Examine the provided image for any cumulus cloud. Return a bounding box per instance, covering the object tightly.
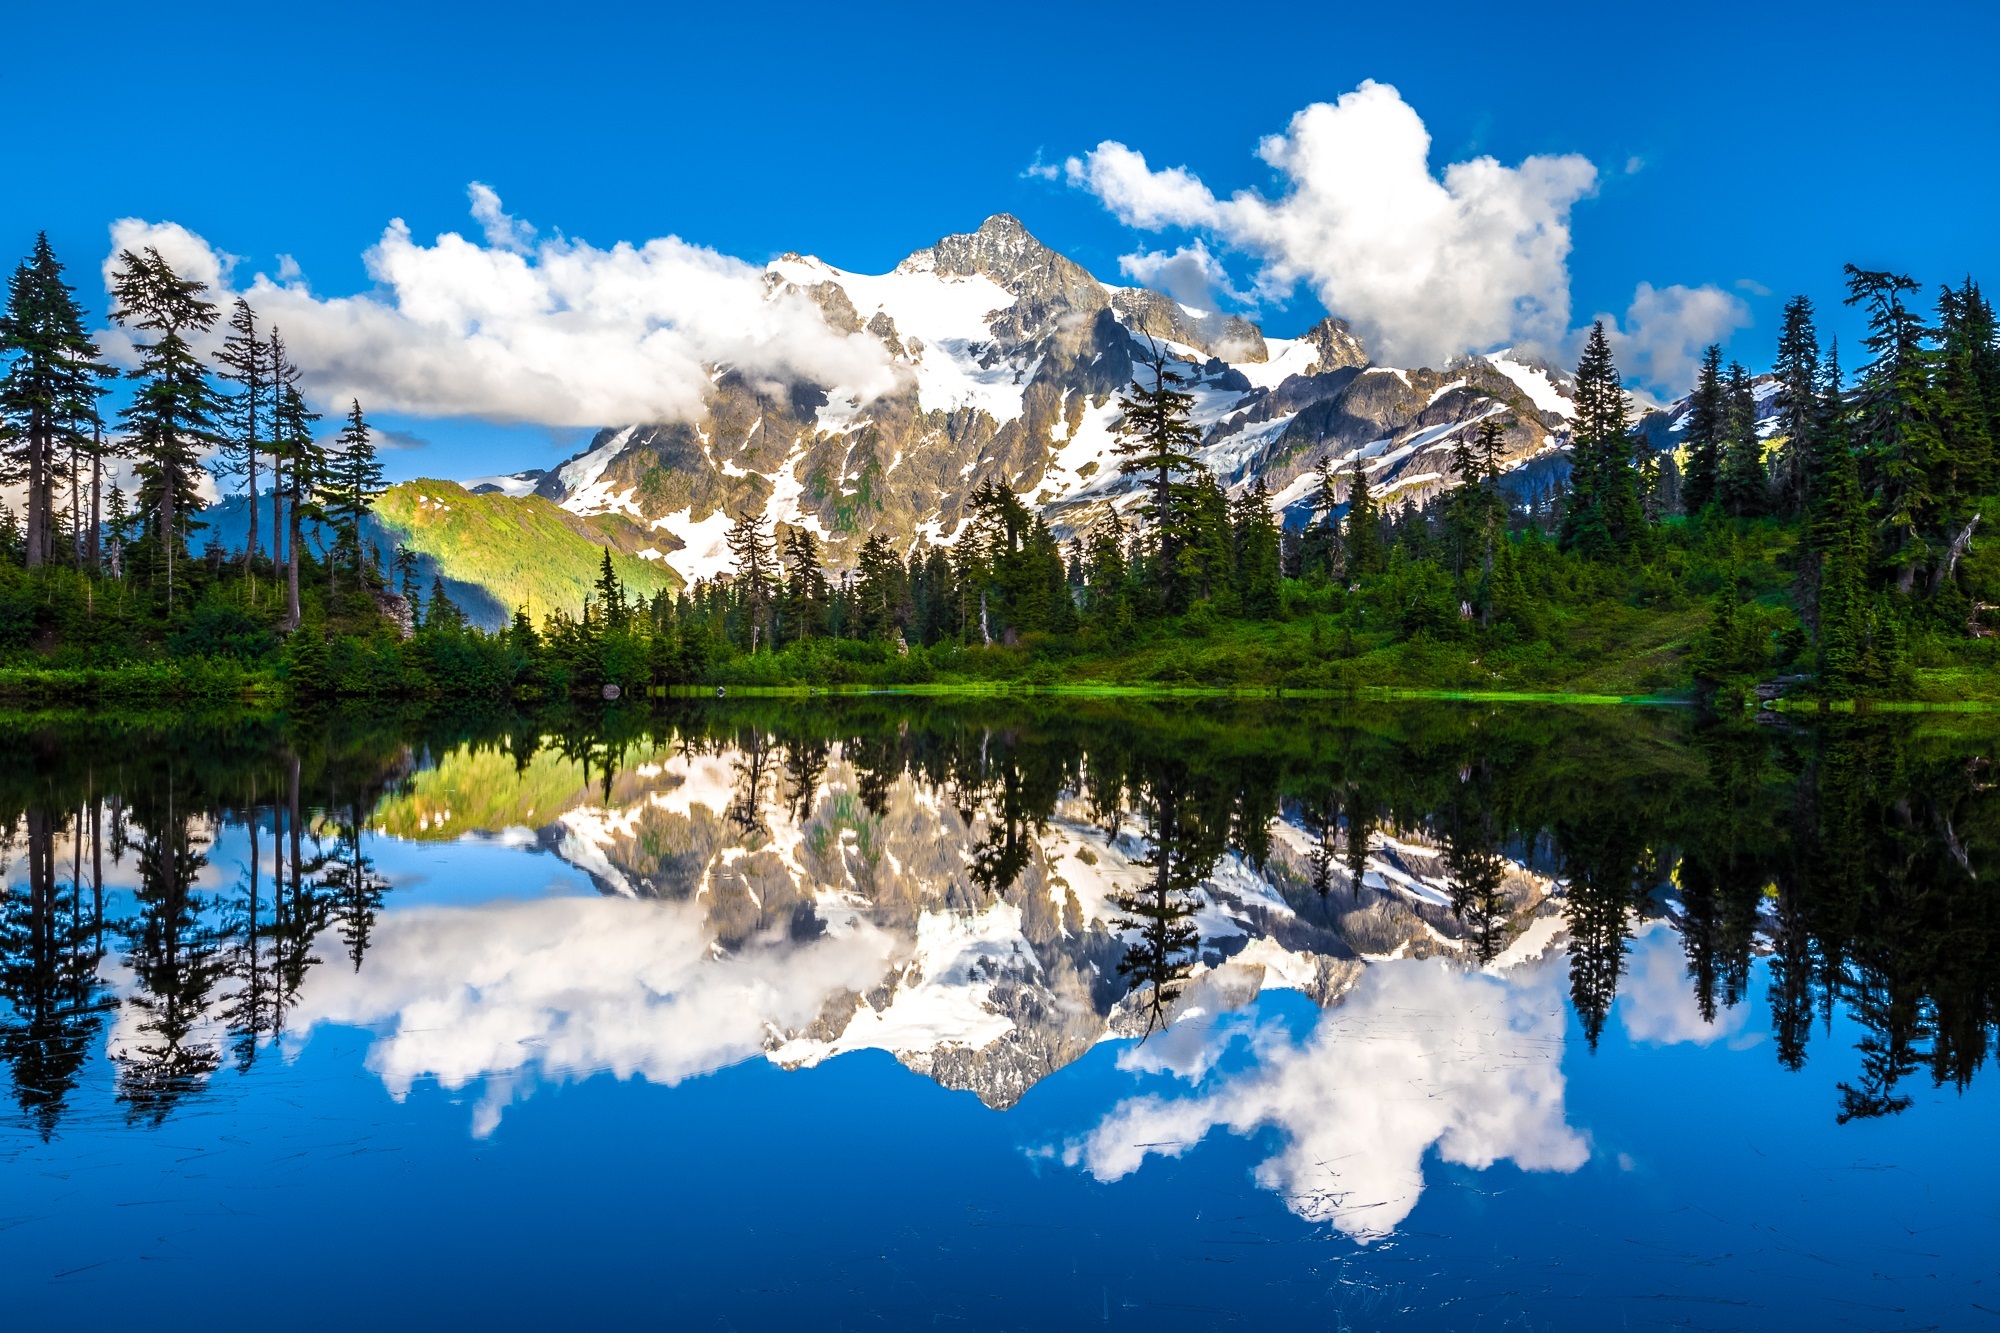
[1618,921,1756,1047]
[100,189,897,428]
[1065,80,1599,368]
[288,894,899,1136]
[467,181,536,254]
[1070,958,1588,1241]
[1116,239,1253,314]
[1595,281,1752,395]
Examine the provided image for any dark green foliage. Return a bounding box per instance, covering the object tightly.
[322,400,386,574]
[1342,451,1385,578]
[1719,362,1769,518]
[1,235,113,569]
[109,246,223,611]
[1682,345,1726,514]
[1560,321,1646,560]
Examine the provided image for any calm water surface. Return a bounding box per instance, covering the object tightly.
[1,700,1996,1329]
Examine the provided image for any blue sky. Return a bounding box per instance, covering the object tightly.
[7,0,1997,482]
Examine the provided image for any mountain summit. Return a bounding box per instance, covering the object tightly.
[421,215,1582,605]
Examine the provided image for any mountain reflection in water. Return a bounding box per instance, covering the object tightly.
[1,700,1996,1251]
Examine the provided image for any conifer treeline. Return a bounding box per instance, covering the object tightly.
[5,230,1998,700]
[0,235,393,641]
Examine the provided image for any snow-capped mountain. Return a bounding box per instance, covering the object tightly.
[494,215,1580,584]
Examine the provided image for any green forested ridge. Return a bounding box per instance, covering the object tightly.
[3,236,1997,706]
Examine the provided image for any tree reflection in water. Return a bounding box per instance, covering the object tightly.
[0,701,1995,1133]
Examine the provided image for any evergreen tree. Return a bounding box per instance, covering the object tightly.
[1771,296,1821,516]
[725,503,777,651]
[1935,279,1999,509]
[271,380,323,630]
[109,246,222,610]
[780,527,830,641]
[592,548,629,631]
[323,400,385,576]
[1845,265,1944,595]
[1681,344,1726,514]
[1719,362,1769,518]
[0,235,113,568]
[1297,454,1345,580]
[1229,478,1282,619]
[1342,452,1385,578]
[1559,321,1644,558]
[266,328,299,576]
[392,544,422,619]
[1111,349,1204,611]
[425,574,464,630]
[212,298,268,571]
[1084,510,1129,624]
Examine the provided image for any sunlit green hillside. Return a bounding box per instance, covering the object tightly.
[374,480,681,625]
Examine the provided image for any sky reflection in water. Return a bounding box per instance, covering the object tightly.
[1,701,1995,1328]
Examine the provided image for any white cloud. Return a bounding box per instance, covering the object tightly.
[1597,281,1752,395]
[468,181,536,254]
[1618,920,1752,1046]
[1115,239,1252,313]
[1070,957,1588,1241]
[100,189,898,428]
[287,894,900,1136]
[1065,80,1599,369]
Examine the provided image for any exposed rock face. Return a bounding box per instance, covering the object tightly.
[495,214,1581,583]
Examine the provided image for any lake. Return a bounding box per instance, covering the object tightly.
[1,699,1995,1329]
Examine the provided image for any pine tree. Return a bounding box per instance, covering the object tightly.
[1681,344,1726,514]
[266,328,299,575]
[1111,348,1205,611]
[392,543,421,619]
[1719,362,1769,518]
[1559,321,1644,558]
[725,503,777,651]
[425,574,464,631]
[592,547,629,631]
[323,400,385,576]
[212,299,268,573]
[0,235,113,569]
[1084,510,1129,623]
[1845,265,1944,595]
[1229,478,1282,619]
[1771,297,1821,516]
[273,378,323,630]
[1342,452,1385,578]
[780,527,829,641]
[1936,279,1998,514]
[109,246,222,610]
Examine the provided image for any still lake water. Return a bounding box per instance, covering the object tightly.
[1,699,1996,1329]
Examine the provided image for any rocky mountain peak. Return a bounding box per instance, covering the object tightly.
[1301,316,1369,375]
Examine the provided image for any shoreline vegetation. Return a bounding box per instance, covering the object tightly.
[4,239,1998,714]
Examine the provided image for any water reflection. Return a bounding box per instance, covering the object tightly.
[1,702,1996,1233]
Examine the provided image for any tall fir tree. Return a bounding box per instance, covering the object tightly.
[273,378,322,630]
[1771,296,1822,516]
[1845,265,1945,595]
[1681,344,1726,514]
[1229,478,1282,619]
[1342,451,1385,578]
[212,299,268,573]
[109,246,222,610]
[1111,348,1204,612]
[1719,362,1769,518]
[0,235,113,568]
[323,400,386,576]
[725,503,777,652]
[1559,321,1644,558]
